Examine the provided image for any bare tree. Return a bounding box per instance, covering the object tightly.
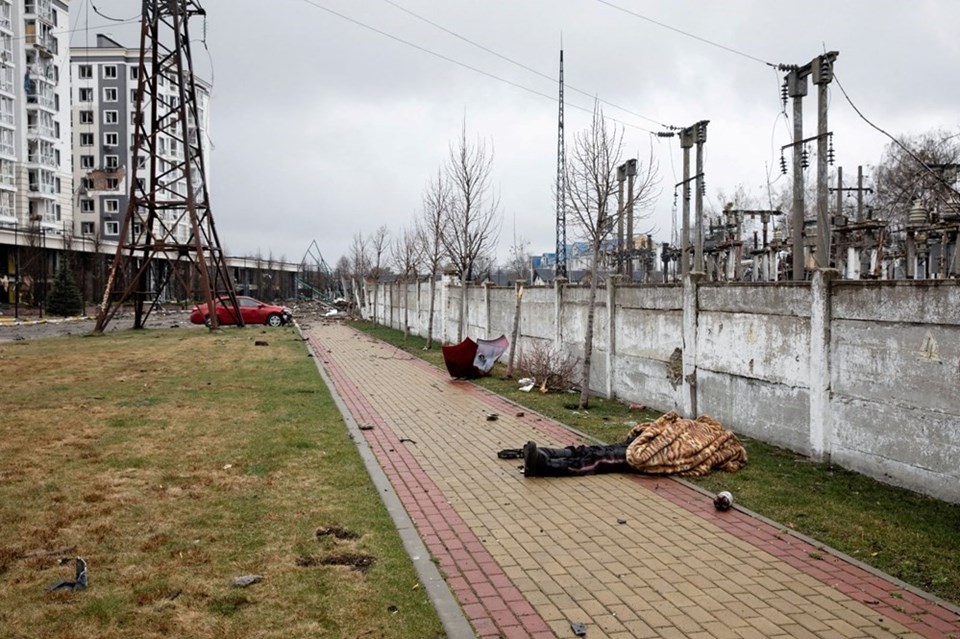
[873,128,960,227]
[369,225,390,324]
[505,234,532,283]
[567,104,659,409]
[441,122,502,342]
[349,232,370,312]
[391,225,422,338]
[334,255,351,302]
[416,168,450,349]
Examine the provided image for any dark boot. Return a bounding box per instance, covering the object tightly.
[523,441,632,477]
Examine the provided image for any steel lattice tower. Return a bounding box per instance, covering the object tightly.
[555,49,567,279]
[95,0,240,332]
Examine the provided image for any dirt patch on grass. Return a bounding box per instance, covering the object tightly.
[314,526,360,541]
[297,553,377,573]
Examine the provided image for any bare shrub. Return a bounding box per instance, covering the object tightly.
[515,340,580,392]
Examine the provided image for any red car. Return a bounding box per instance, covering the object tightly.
[190,295,293,327]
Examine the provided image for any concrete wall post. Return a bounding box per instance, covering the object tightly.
[809,268,838,462]
[682,272,703,417]
[483,280,492,337]
[554,276,567,351]
[605,275,621,399]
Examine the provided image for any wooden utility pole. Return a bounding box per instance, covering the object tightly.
[787,68,808,280]
[625,158,637,278]
[694,121,708,273]
[616,163,625,274]
[680,127,694,277]
[813,52,838,267]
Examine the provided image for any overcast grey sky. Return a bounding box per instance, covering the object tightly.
[73,1,960,269]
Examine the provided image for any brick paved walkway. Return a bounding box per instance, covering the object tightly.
[307,323,960,639]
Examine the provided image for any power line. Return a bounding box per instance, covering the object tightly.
[834,72,960,199]
[380,0,669,128]
[297,0,657,134]
[594,0,776,68]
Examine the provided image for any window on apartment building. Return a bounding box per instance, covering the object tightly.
[106,177,118,190]
[78,88,93,102]
[103,65,117,79]
[103,110,118,125]
[80,199,94,212]
[54,122,59,137]
[104,199,119,213]
[80,222,94,235]
[55,177,60,193]
[55,204,61,221]
[130,89,136,103]
[53,65,59,82]
[81,177,93,190]
[129,111,136,123]
[104,155,119,169]
[104,221,119,235]
[132,223,142,238]
[103,132,118,147]
[79,132,93,146]
[54,149,60,167]
[78,64,92,79]
[79,110,94,124]
[129,66,138,80]
[51,8,58,26]
[136,177,145,191]
[136,155,146,169]
[103,87,118,102]
[80,155,94,169]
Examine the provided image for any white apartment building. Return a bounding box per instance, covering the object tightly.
[69,33,211,245]
[0,0,72,234]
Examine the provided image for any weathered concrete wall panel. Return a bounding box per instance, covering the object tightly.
[699,282,811,317]
[697,369,811,454]
[616,284,683,311]
[833,280,960,325]
[832,321,960,415]
[832,397,960,503]
[698,310,810,386]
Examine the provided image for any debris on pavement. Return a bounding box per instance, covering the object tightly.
[714,491,734,511]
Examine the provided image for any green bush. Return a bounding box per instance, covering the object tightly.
[46,263,83,317]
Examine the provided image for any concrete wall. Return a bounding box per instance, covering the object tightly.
[367,275,960,503]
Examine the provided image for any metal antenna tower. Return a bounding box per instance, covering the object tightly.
[555,49,567,278]
[95,0,240,332]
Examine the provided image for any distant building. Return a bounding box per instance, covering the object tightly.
[69,34,212,244]
[1,0,73,233]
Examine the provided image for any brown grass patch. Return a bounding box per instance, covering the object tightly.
[0,328,444,638]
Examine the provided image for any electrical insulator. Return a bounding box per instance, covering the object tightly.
[672,188,678,207]
[780,153,788,175]
[700,178,706,196]
[827,134,835,165]
[780,80,788,109]
[685,185,691,201]
[801,146,809,169]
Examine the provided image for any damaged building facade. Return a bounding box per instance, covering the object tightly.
[366,274,960,505]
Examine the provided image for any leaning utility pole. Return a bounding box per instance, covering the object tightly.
[554,49,567,279]
[95,0,240,332]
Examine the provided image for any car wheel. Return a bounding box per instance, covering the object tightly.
[266,313,283,327]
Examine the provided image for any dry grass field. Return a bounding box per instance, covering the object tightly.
[0,326,443,639]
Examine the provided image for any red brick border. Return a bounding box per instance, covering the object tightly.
[311,335,555,639]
